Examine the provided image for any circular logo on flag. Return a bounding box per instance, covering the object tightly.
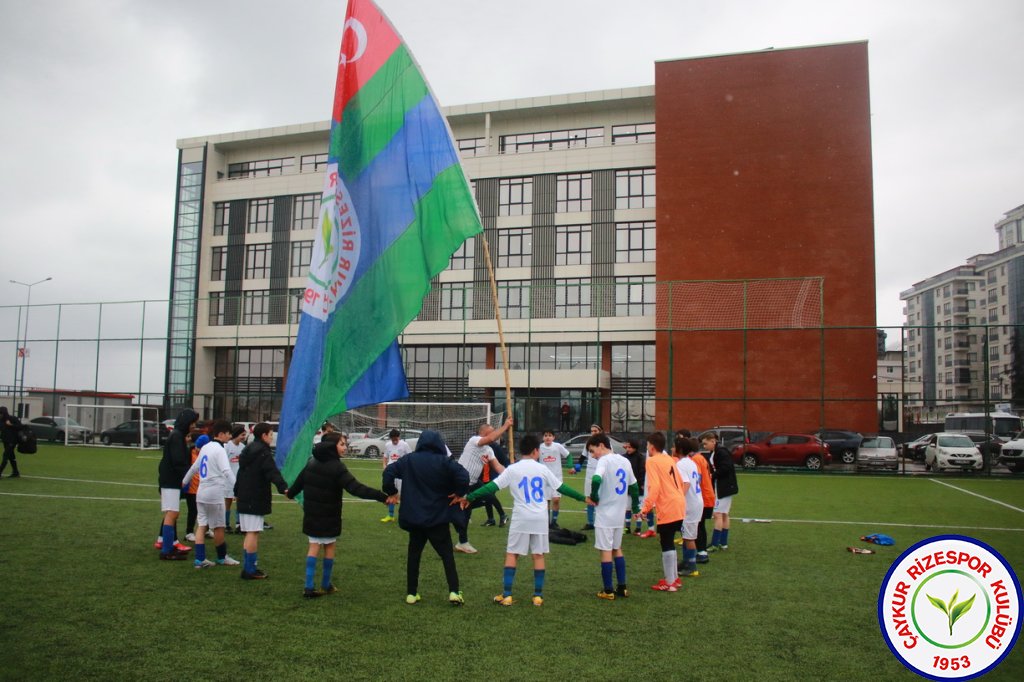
[878,535,1021,679]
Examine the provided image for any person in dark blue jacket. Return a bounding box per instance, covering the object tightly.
[383,430,470,606]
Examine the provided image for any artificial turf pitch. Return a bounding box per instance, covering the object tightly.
[0,445,1020,681]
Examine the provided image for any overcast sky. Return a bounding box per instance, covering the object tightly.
[1,0,1022,340]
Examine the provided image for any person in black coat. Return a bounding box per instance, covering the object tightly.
[0,406,23,478]
[701,433,739,551]
[287,432,389,598]
[234,422,288,580]
[156,408,198,559]
[383,429,469,606]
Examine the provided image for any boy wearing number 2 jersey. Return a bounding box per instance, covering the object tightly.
[465,434,586,606]
[587,433,639,600]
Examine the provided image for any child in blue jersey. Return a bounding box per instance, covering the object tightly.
[464,434,586,606]
[587,433,640,599]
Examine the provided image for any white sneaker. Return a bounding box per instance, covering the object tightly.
[185,533,196,542]
[217,555,240,566]
[206,529,214,538]
[194,559,215,569]
[454,542,478,554]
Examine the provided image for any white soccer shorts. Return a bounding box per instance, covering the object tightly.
[506,531,549,556]
[714,495,734,514]
[196,500,227,529]
[594,526,625,552]
[682,519,699,541]
[160,488,182,513]
[238,513,264,533]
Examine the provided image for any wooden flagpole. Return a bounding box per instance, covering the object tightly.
[479,233,515,462]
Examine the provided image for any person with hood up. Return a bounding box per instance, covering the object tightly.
[156,408,199,560]
[0,406,23,479]
[287,432,390,599]
[233,422,288,580]
[382,429,470,607]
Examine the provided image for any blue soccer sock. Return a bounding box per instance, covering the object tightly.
[533,569,545,596]
[387,503,395,517]
[242,549,250,571]
[601,561,614,591]
[216,543,227,560]
[721,529,729,546]
[250,551,258,571]
[322,558,334,589]
[613,555,627,586]
[305,556,317,589]
[225,510,231,528]
[646,511,655,529]
[160,524,175,555]
[503,566,516,597]
[586,505,595,525]
[551,510,559,524]
[684,548,697,569]
[195,543,206,562]
[711,529,722,546]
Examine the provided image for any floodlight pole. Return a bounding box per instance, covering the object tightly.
[10,277,52,418]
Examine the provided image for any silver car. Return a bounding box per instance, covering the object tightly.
[856,436,898,471]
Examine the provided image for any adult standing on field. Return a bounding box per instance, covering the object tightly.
[0,406,23,479]
[452,417,513,553]
[157,408,199,560]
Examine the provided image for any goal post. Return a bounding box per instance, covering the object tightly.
[65,403,162,449]
[328,402,501,457]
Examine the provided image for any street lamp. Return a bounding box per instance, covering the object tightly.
[10,277,52,418]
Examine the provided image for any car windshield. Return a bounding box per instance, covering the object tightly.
[938,435,974,448]
[862,437,893,448]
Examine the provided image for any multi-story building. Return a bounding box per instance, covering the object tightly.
[167,42,877,435]
[900,205,1024,422]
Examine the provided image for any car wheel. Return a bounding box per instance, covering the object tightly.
[101,435,111,445]
[741,453,757,469]
[365,445,380,458]
[805,454,823,470]
[1012,463,1024,473]
[840,449,856,465]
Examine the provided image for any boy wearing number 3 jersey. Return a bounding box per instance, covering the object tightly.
[465,434,586,607]
[587,433,639,600]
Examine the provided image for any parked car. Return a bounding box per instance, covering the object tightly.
[238,421,279,450]
[564,433,626,460]
[898,433,935,461]
[100,420,166,447]
[994,431,1024,473]
[161,419,176,436]
[923,433,983,472]
[813,429,863,464]
[26,416,93,443]
[348,428,422,458]
[965,433,1003,463]
[856,436,898,471]
[732,433,831,470]
[697,426,748,451]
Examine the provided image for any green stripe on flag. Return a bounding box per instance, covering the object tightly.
[331,45,428,178]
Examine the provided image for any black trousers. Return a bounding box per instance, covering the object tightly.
[696,506,713,551]
[407,524,459,595]
[185,493,198,534]
[1,442,19,476]
[452,481,493,541]
[657,520,683,552]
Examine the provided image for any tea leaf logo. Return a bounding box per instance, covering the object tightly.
[927,589,977,636]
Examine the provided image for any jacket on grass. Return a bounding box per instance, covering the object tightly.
[287,441,387,537]
[382,430,469,530]
[234,438,287,516]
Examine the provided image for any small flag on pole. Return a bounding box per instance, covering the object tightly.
[276,0,483,481]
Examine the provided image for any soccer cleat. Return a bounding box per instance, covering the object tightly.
[638,530,657,539]
[548,522,560,530]
[194,559,216,569]
[493,595,514,606]
[615,585,630,598]
[173,541,191,552]
[581,524,595,531]
[205,529,214,538]
[262,522,273,530]
[448,591,465,606]
[597,590,616,601]
[240,570,268,580]
[672,577,682,588]
[159,549,189,561]
[531,595,543,607]
[303,588,324,599]
[153,537,162,549]
[380,515,396,523]
[499,515,509,528]
[217,555,240,566]
[481,519,496,527]
[673,537,684,546]
[322,584,338,595]
[679,567,700,578]
[454,542,478,554]
[405,593,421,605]
[651,579,678,592]
[720,544,728,550]
[695,552,709,564]
[185,533,197,542]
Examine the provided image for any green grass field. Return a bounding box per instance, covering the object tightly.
[0,445,1021,681]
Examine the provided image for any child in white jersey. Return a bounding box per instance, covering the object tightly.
[181,420,240,569]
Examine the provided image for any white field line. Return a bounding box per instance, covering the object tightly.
[930,479,1024,513]
[0,492,153,502]
[23,475,153,487]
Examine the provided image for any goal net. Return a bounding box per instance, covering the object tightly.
[66,403,163,450]
[327,402,502,457]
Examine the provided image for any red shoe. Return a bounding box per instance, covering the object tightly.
[173,541,192,552]
[638,530,656,539]
[651,579,678,592]
[154,538,162,549]
[672,578,682,589]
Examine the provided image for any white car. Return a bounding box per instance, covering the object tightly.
[924,433,982,472]
[347,428,422,458]
[238,421,279,450]
[856,436,898,470]
[564,433,626,462]
[995,432,1024,473]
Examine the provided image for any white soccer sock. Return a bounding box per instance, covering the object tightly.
[661,551,676,582]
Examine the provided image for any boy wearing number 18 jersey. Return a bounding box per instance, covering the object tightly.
[587,434,639,600]
[465,434,586,606]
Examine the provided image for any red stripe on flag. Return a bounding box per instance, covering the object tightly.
[332,0,403,122]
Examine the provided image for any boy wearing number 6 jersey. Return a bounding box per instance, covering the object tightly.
[465,434,586,606]
[586,434,639,600]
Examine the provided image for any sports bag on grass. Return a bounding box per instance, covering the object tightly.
[17,427,37,454]
[860,533,895,546]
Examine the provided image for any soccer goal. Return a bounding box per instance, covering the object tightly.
[65,403,163,450]
[329,402,501,457]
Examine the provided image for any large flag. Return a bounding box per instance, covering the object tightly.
[276,0,483,481]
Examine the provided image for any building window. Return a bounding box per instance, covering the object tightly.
[615,168,656,209]
[556,278,591,318]
[498,177,533,216]
[440,282,472,321]
[228,157,295,179]
[290,241,313,278]
[209,292,225,326]
[213,202,229,236]
[498,280,530,320]
[300,153,327,173]
[498,127,604,154]
[247,198,274,234]
[497,228,532,268]
[457,137,486,158]
[242,290,270,325]
[556,225,591,265]
[289,287,304,324]
[616,276,655,317]
[610,343,655,433]
[244,244,272,279]
[449,237,474,270]
[211,246,227,281]
[615,221,656,263]
[498,343,601,370]
[611,123,655,145]
[556,173,592,213]
[293,194,318,231]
